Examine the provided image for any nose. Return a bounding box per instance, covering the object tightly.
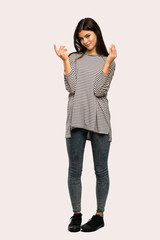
[83,38,88,44]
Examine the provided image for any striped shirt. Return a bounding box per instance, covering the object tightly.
[64,52,116,142]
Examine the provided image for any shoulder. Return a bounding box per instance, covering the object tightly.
[68,52,82,61]
[101,56,116,69]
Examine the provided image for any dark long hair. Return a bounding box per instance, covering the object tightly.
[69,17,109,61]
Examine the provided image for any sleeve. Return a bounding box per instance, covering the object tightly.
[94,60,116,97]
[64,53,77,95]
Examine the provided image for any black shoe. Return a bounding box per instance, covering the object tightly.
[68,213,82,232]
[80,214,104,232]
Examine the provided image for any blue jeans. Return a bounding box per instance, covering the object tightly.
[66,128,111,213]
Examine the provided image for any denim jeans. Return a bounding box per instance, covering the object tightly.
[66,128,111,213]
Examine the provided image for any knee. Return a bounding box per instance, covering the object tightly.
[95,168,109,179]
[68,167,82,178]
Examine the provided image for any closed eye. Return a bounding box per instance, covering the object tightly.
[79,34,90,41]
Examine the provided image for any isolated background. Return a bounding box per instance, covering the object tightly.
[0,0,160,239]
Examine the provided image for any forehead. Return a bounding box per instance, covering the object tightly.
[78,30,93,37]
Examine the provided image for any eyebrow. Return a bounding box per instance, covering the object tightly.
[79,33,90,39]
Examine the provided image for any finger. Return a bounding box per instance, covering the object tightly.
[111,44,115,51]
[111,44,115,48]
[54,44,58,55]
[110,45,117,57]
[58,45,64,55]
[64,49,68,54]
[60,46,67,56]
[58,45,66,55]
[63,48,67,53]
[64,49,67,52]
[59,46,65,55]
[110,45,115,52]
[112,46,116,54]
[112,45,116,52]
[61,46,66,53]
[61,48,68,56]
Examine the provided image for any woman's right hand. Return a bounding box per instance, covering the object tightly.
[54,44,69,62]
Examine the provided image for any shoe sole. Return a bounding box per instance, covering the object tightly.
[80,223,104,232]
[68,227,80,232]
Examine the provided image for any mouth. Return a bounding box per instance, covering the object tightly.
[85,44,90,47]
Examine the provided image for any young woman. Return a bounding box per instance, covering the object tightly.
[54,17,117,232]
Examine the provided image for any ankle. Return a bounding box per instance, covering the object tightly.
[96,212,103,217]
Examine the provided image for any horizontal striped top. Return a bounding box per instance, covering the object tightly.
[64,52,116,142]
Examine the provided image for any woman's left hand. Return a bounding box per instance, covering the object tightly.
[106,44,117,64]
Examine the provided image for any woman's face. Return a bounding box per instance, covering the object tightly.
[78,30,97,52]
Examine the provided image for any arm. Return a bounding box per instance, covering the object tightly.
[64,54,77,94]
[63,59,72,74]
[102,61,111,74]
[94,60,116,97]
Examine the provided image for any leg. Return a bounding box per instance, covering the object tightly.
[66,128,88,213]
[90,131,111,214]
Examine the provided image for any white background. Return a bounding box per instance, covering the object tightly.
[0,0,160,239]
